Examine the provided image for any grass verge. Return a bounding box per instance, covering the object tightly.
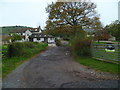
[2,42,48,78]
[75,57,119,74]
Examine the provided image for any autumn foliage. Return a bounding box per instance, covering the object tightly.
[94,29,111,41]
[45,1,102,38]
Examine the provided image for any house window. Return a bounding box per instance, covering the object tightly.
[37,38,41,40]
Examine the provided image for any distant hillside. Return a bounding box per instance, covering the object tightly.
[1,26,32,34]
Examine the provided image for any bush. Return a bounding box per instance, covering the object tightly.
[3,42,48,77]
[7,42,26,57]
[71,34,92,57]
[55,38,61,46]
[11,34,22,42]
[7,42,47,57]
[24,42,36,48]
[2,45,8,59]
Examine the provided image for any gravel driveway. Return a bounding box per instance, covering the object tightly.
[2,43,119,88]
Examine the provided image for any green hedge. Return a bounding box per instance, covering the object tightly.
[7,42,48,57]
[2,42,48,77]
[71,34,92,57]
[55,39,61,46]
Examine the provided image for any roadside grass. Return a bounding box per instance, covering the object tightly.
[75,57,119,74]
[1,45,8,57]
[112,41,120,42]
[67,41,71,47]
[2,42,48,78]
[93,41,119,44]
[68,37,119,74]
[92,48,119,64]
[93,41,107,44]
[2,57,27,77]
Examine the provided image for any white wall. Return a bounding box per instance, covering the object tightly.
[23,33,25,35]
[15,39,25,42]
[40,38,44,42]
[33,38,44,42]
[33,38,37,42]
[25,30,32,41]
[48,38,55,43]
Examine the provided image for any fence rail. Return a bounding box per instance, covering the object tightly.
[92,43,120,64]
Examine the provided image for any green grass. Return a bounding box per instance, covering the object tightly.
[2,57,27,77]
[1,26,32,34]
[92,43,119,64]
[93,41,108,44]
[75,57,119,74]
[0,45,8,57]
[93,41,119,44]
[67,41,71,47]
[2,42,48,78]
[112,41,120,42]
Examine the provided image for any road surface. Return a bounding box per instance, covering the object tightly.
[2,42,119,88]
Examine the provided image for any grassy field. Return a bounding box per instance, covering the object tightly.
[92,43,119,64]
[2,42,48,78]
[68,39,119,74]
[1,26,31,34]
[75,57,119,74]
[93,41,108,44]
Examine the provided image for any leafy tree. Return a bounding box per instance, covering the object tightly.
[94,29,111,41]
[2,35,11,43]
[45,1,102,37]
[11,34,22,42]
[105,20,120,41]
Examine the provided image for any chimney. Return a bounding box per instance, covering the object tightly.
[38,26,41,33]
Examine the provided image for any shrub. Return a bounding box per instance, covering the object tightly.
[2,45,8,58]
[24,42,35,48]
[71,34,92,57]
[7,42,48,58]
[7,42,26,57]
[55,38,61,46]
[11,34,22,42]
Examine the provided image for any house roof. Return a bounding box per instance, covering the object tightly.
[11,28,40,33]
[29,33,54,38]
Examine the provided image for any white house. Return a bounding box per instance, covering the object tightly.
[108,35,116,41]
[10,26,55,44]
[29,33,55,44]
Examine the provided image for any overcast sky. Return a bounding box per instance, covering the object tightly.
[0,0,119,29]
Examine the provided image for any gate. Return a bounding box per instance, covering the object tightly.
[91,43,120,64]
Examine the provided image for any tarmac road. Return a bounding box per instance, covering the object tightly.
[2,42,119,88]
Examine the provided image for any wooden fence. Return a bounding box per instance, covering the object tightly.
[91,43,120,64]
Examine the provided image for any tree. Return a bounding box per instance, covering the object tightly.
[45,1,102,36]
[105,20,120,41]
[2,35,11,43]
[11,34,22,42]
[94,29,111,41]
